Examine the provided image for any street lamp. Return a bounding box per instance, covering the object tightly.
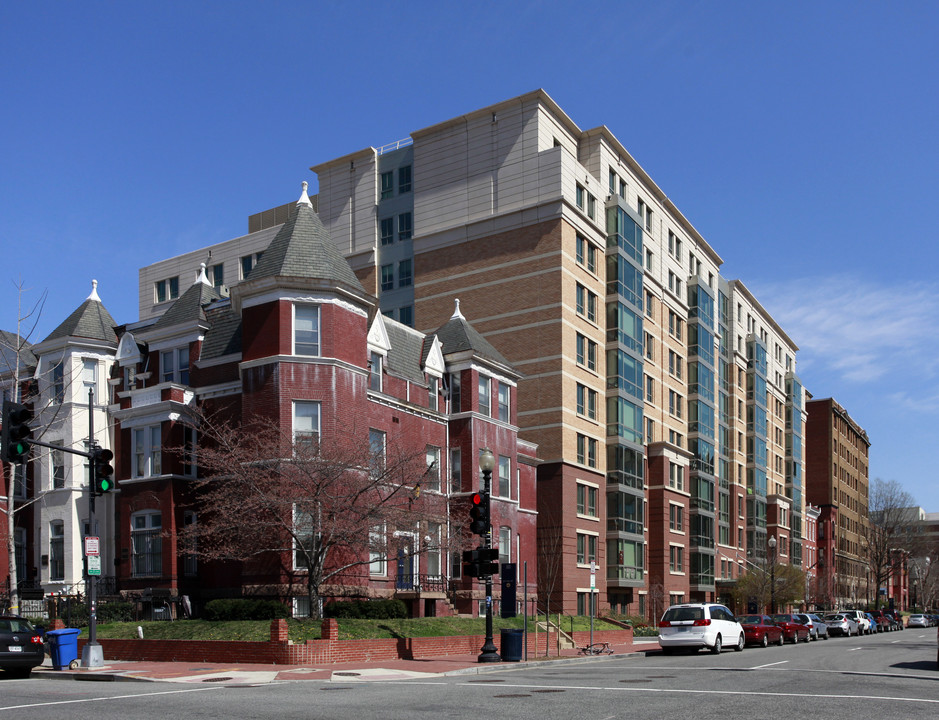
[768,535,778,614]
[477,448,501,663]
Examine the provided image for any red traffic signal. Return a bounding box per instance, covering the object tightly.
[469,492,490,536]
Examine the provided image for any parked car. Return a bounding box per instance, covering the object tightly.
[824,613,859,637]
[739,614,785,647]
[866,613,884,633]
[885,609,904,629]
[908,614,930,628]
[794,613,827,640]
[870,609,900,631]
[771,613,811,643]
[839,609,871,635]
[0,615,45,679]
[658,603,746,654]
[807,614,830,639]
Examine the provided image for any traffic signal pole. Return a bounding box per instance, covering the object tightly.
[477,449,500,663]
[82,390,104,668]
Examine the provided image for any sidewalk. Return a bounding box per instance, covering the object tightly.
[34,639,658,685]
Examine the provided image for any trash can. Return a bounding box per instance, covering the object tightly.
[47,628,82,670]
[500,628,524,662]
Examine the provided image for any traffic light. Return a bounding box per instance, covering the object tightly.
[469,492,490,536]
[1,400,32,464]
[462,548,481,577]
[479,547,499,577]
[92,447,115,494]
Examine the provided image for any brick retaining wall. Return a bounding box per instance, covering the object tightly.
[75,619,633,665]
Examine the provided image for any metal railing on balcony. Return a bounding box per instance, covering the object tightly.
[395,573,447,592]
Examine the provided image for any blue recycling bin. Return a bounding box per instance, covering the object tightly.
[47,628,82,670]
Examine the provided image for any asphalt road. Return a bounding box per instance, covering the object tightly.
[1,629,936,719]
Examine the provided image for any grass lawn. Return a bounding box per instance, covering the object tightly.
[89,615,619,643]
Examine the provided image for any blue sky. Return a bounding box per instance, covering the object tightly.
[2,1,937,509]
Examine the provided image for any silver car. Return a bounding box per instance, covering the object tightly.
[824,613,859,637]
[658,603,746,654]
[907,614,929,628]
[795,613,828,640]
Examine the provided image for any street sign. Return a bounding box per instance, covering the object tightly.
[87,555,101,576]
[590,560,596,589]
[84,536,100,556]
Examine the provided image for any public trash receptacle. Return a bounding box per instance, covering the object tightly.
[47,628,82,670]
[500,628,524,662]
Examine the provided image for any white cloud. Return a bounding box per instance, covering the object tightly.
[749,274,939,387]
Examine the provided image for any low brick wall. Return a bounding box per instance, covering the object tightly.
[75,619,633,665]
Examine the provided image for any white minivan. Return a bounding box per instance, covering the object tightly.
[658,603,745,654]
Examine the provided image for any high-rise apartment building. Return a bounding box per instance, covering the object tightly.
[136,90,806,618]
[805,397,870,608]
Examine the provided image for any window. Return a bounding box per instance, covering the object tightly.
[497,383,510,422]
[154,276,179,304]
[183,425,198,477]
[577,532,598,564]
[499,526,511,565]
[131,511,162,577]
[398,212,412,240]
[576,235,597,274]
[370,525,386,576]
[83,358,98,401]
[450,447,462,492]
[587,193,596,220]
[576,184,585,210]
[380,171,394,199]
[49,521,64,581]
[209,263,224,289]
[240,253,263,279]
[380,217,394,245]
[160,348,189,384]
[294,305,320,356]
[576,333,597,371]
[668,311,683,340]
[294,505,316,570]
[133,425,162,478]
[369,351,382,391]
[381,264,394,291]
[645,375,653,403]
[644,332,653,361]
[52,362,64,404]
[294,401,321,453]
[479,375,491,416]
[669,390,683,419]
[498,455,510,497]
[449,372,461,412]
[609,169,617,193]
[646,417,654,443]
[645,249,653,271]
[428,376,439,411]
[669,545,684,572]
[576,284,597,322]
[398,259,413,287]
[669,503,684,532]
[577,383,598,420]
[577,483,598,517]
[577,434,598,468]
[669,462,684,491]
[398,165,412,193]
[669,350,682,379]
[52,448,65,489]
[398,305,413,327]
[425,446,441,492]
[369,428,386,479]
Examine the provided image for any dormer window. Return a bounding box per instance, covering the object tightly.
[294,305,320,356]
[369,352,383,392]
[161,348,190,384]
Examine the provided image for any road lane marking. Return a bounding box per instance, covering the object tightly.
[0,686,222,711]
[750,660,789,669]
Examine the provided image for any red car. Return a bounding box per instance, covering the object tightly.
[739,614,785,648]
[771,613,811,643]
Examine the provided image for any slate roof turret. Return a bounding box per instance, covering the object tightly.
[151,264,223,331]
[434,299,513,371]
[43,280,118,344]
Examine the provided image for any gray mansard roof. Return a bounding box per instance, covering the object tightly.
[44,281,118,345]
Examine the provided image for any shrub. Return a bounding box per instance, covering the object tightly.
[203,598,289,621]
[324,599,408,619]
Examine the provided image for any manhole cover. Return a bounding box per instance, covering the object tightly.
[202,677,233,683]
[334,672,361,677]
[619,679,652,684]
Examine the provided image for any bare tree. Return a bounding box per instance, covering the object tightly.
[535,505,565,616]
[178,411,448,619]
[863,478,918,608]
[732,560,805,614]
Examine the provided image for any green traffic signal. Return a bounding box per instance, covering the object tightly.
[92,447,115,494]
[1,400,32,464]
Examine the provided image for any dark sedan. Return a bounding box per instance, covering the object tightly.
[739,614,785,648]
[0,616,45,678]
[771,613,811,643]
